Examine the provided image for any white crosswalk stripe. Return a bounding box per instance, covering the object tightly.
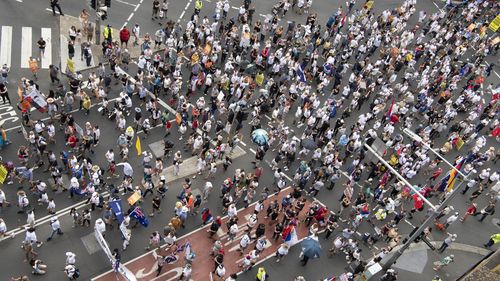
[0,25,53,69]
[20,27,32,68]
[0,26,12,67]
[41,28,52,69]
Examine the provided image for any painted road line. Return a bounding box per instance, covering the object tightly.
[0,26,12,67]
[432,1,444,13]
[3,96,121,132]
[45,7,62,15]
[115,0,137,7]
[0,146,245,243]
[20,27,31,68]
[41,28,52,69]
[483,61,500,79]
[92,186,301,281]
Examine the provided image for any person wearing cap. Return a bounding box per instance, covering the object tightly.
[438,233,457,253]
[433,254,454,271]
[103,24,113,44]
[46,216,63,241]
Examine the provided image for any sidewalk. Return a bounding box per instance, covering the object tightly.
[58,15,146,72]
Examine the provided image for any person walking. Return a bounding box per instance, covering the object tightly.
[256,267,268,281]
[49,65,60,84]
[28,57,38,80]
[50,0,64,16]
[437,233,457,253]
[484,233,500,248]
[46,216,64,241]
[444,212,459,229]
[0,82,9,105]
[478,202,496,222]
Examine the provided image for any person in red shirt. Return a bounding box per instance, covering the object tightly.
[66,134,78,151]
[460,203,477,222]
[120,26,131,48]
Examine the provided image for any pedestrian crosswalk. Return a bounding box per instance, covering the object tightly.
[0,25,54,69]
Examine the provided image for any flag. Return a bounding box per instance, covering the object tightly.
[129,207,149,227]
[135,137,142,156]
[127,191,141,205]
[435,173,450,193]
[0,165,7,184]
[296,63,306,83]
[386,100,394,119]
[108,199,125,223]
[283,225,298,246]
[446,158,465,192]
[66,58,75,75]
[184,242,191,256]
[329,101,337,118]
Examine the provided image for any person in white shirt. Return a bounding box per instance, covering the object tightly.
[276,243,289,262]
[25,227,43,247]
[47,216,63,241]
[95,218,106,237]
[65,252,76,265]
[238,233,251,253]
[0,218,14,239]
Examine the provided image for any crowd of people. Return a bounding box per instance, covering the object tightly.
[1,0,499,280]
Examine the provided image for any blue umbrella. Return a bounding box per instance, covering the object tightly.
[301,237,322,259]
[251,129,269,146]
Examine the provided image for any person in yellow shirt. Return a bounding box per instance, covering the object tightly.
[484,233,500,248]
[256,267,268,281]
[194,0,202,14]
[28,57,38,80]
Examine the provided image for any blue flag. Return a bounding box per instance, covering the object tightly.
[108,199,125,223]
[296,63,306,83]
[129,207,149,227]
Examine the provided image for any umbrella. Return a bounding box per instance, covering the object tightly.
[301,237,322,259]
[301,138,317,150]
[251,129,269,146]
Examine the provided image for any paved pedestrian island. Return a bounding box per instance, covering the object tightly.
[151,145,246,185]
[92,188,311,281]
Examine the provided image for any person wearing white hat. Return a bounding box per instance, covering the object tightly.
[47,216,63,241]
[65,251,76,265]
[95,218,106,237]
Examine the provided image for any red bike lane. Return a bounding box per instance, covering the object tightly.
[92,187,312,281]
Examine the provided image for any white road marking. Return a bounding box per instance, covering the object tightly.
[0,26,13,67]
[249,148,256,154]
[177,0,192,23]
[123,0,145,28]
[115,0,137,7]
[483,61,500,79]
[127,12,135,21]
[41,28,52,69]
[432,1,444,12]
[20,27,31,68]
[45,7,62,14]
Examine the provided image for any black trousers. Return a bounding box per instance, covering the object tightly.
[51,3,63,15]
